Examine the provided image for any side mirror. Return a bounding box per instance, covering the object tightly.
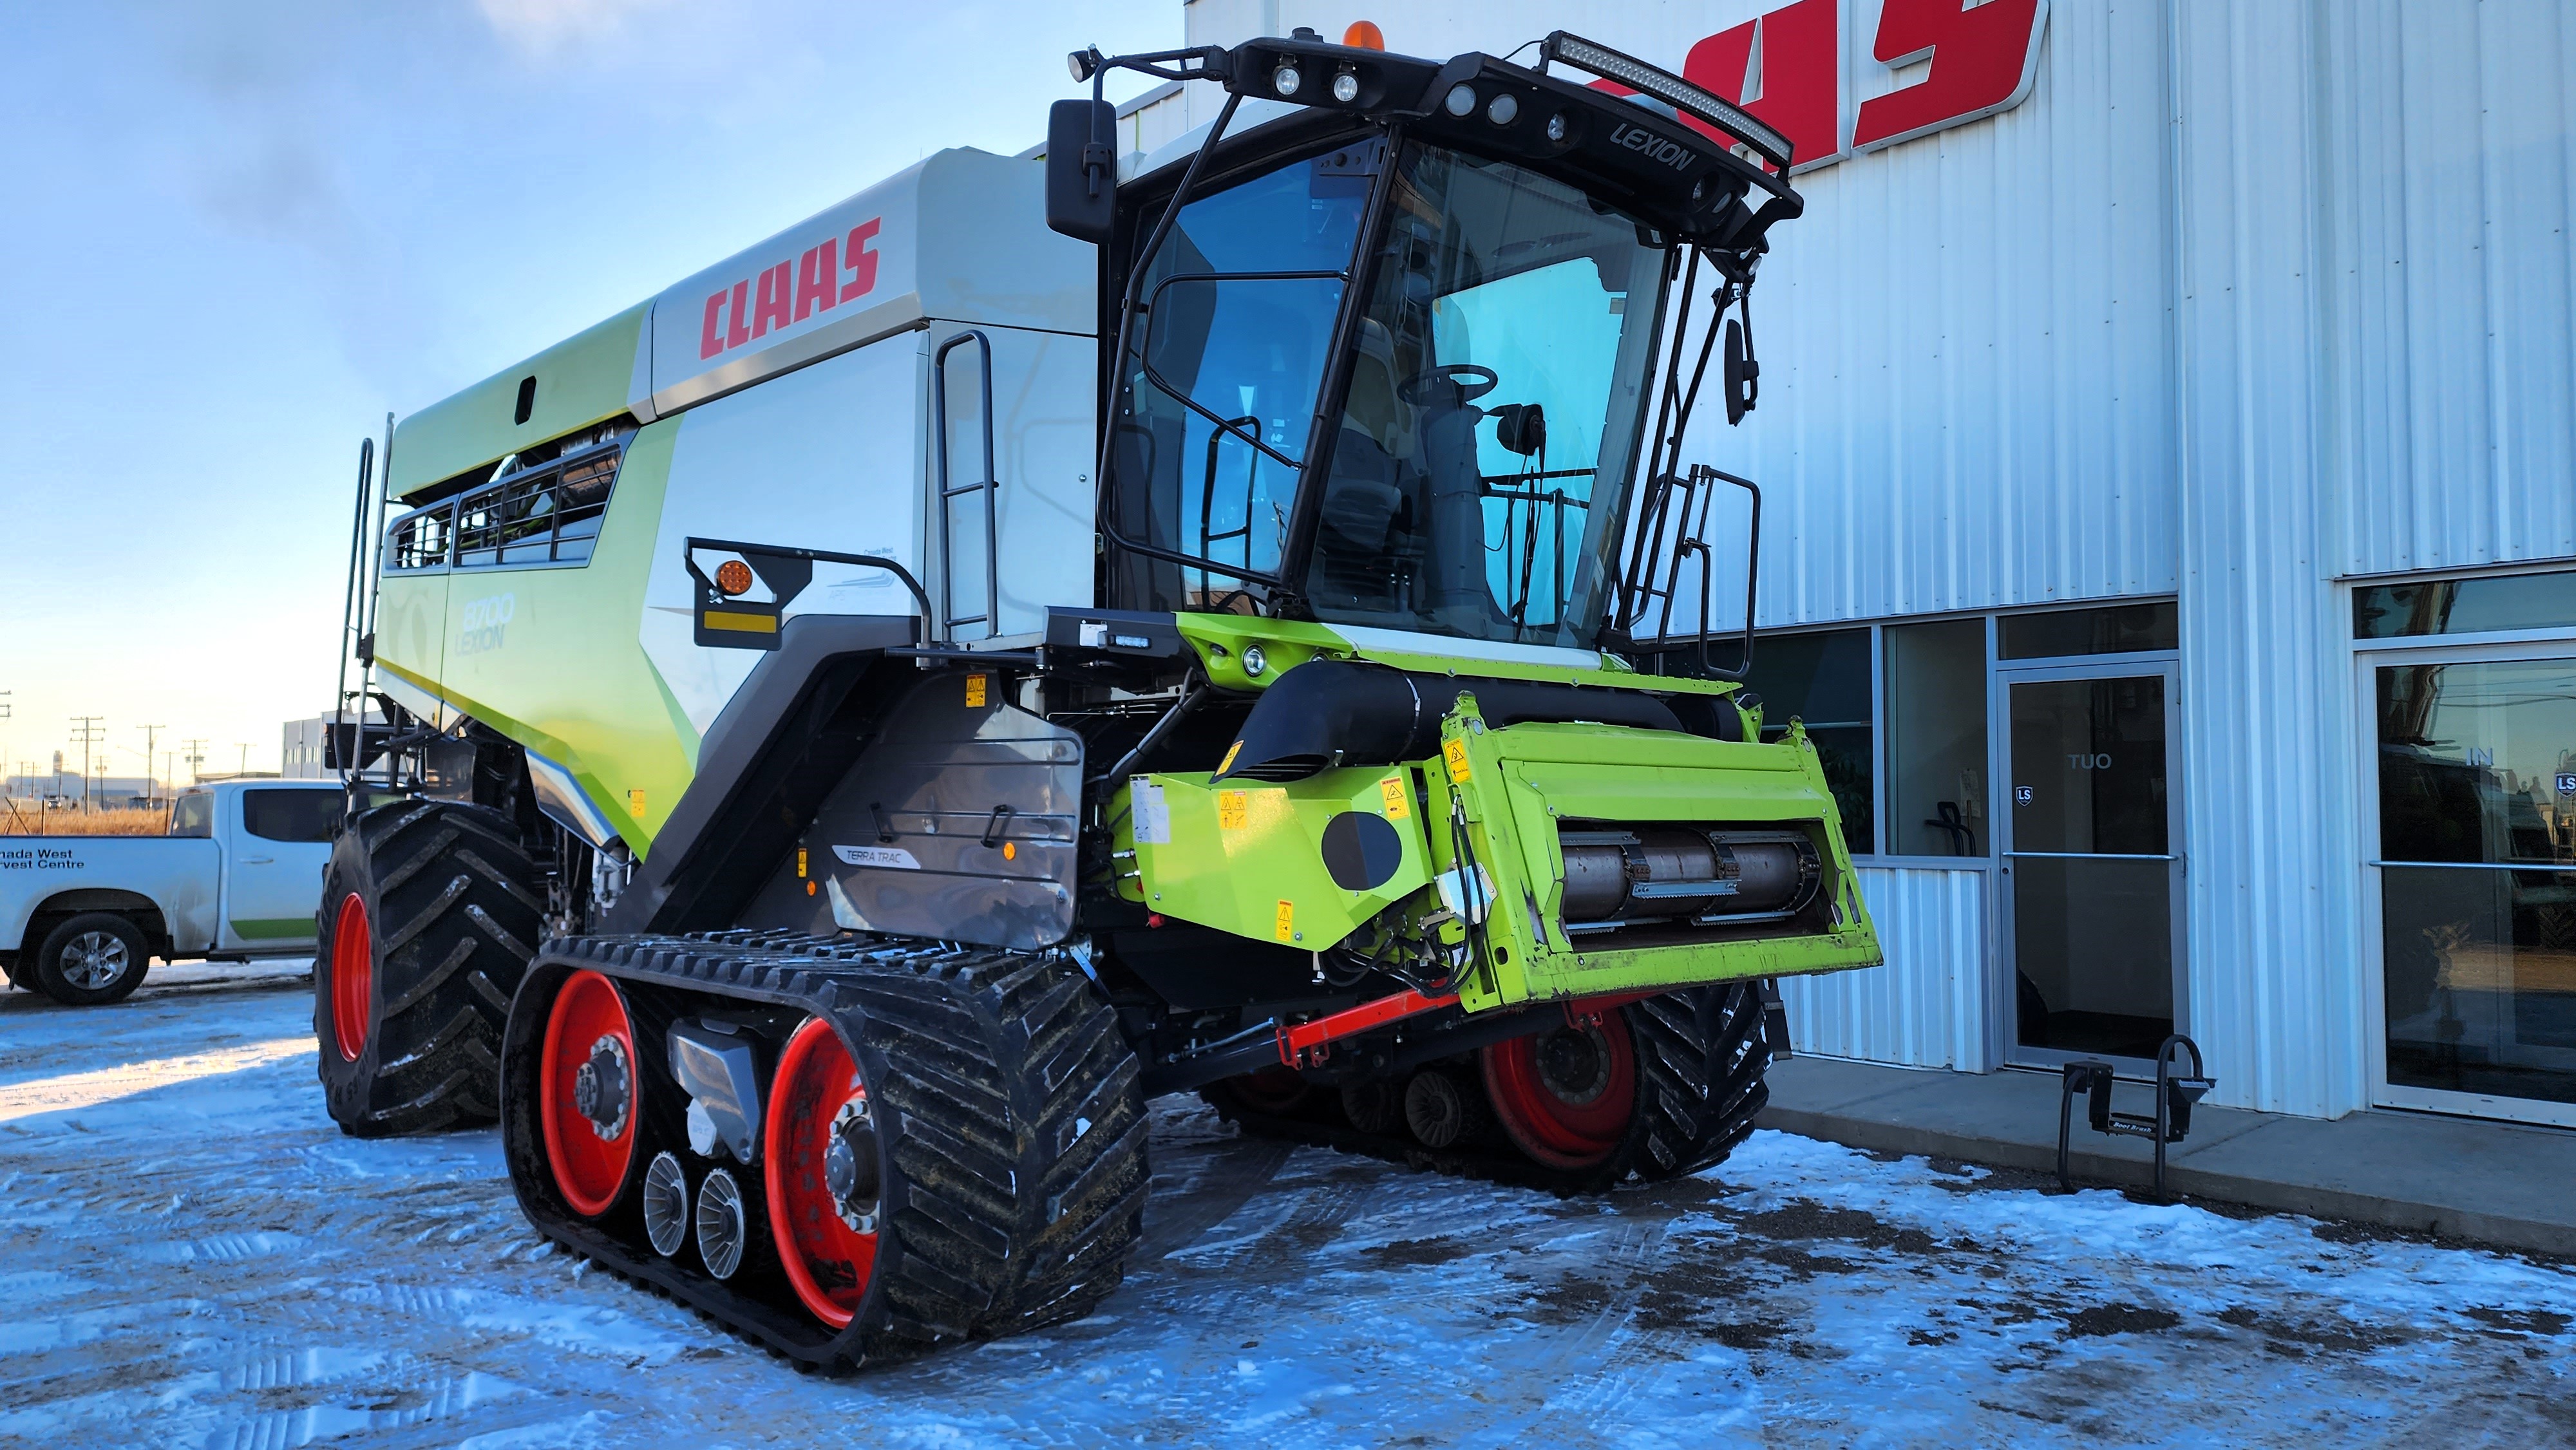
[1723,317,1759,424]
[1046,99,1117,243]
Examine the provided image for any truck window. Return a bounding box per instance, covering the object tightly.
[170,793,214,838]
[242,789,343,844]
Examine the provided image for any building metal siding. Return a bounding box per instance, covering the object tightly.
[1781,867,1989,1071]
[2169,0,2367,1119]
[2324,0,2576,577]
[1694,0,2185,630]
[1162,1,2570,1119]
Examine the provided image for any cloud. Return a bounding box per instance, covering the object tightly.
[473,0,683,57]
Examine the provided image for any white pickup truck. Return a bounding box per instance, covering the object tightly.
[0,779,361,1006]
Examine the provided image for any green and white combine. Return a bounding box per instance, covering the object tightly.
[316,28,1880,1371]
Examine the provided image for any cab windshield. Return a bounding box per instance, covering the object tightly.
[1305,143,1667,648]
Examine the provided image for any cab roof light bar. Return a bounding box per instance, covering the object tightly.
[1538,30,1794,174]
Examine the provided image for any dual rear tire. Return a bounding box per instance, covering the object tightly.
[314,799,543,1137]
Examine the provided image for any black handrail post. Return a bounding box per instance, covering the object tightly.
[333,437,374,793]
[933,329,1000,642]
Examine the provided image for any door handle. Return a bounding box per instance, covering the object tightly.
[240,855,274,865]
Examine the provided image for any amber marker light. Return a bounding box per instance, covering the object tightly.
[715,559,754,596]
[1343,20,1384,50]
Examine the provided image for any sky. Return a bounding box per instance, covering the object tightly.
[0,0,1179,787]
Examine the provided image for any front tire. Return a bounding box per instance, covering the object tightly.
[33,912,150,1006]
[314,799,542,1137]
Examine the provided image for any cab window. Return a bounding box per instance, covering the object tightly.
[169,793,214,838]
[1106,148,1372,613]
[242,789,341,844]
[1306,144,1667,647]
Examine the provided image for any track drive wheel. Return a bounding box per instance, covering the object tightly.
[315,798,542,1137]
[499,937,1155,1369]
[766,1016,880,1328]
[1481,1012,1638,1171]
[1482,982,1776,1187]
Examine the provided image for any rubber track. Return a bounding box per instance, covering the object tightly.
[316,800,542,1138]
[500,930,1147,1373]
[1205,982,1773,1196]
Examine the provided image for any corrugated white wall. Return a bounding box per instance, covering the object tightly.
[2169,0,2365,1118]
[1702,0,2183,628]
[2324,0,2576,576]
[1780,867,1990,1069]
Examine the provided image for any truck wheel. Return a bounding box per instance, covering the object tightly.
[315,799,542,1137]
[32,913,151,1006]
[1481,981,1772,1187]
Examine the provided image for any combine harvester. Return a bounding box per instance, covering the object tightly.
[318,24,1880,1371]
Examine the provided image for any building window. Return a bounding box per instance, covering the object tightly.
[2000,601,2178,659]
[1746,628,1874,852]
[2374,656,2576,1107]
[1885,617,1989,858]
[2355,569,2576,639]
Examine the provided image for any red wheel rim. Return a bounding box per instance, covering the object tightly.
[767,1017,879,1328]
[329,893,371,1063]
[1225,1067,1311,1114]
[539,970,639,1217]
[1481,1011,1638,1171]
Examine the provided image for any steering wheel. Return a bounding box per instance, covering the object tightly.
[1396,364,1499,406]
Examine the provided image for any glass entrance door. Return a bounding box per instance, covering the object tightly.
[1999,665,2184,1064]
[2370,652,2576,1124]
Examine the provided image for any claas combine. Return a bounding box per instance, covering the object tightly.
[314,25,1880,1371]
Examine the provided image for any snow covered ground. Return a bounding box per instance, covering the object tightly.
[2,966,2571,1448]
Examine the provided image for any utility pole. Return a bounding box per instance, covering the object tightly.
[236,742,252,777]
[137,724,166,807]
[180,738,208,787]
[68,716,106,813]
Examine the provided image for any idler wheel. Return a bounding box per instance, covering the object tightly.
[1402,1069,1484,1149]
[538,970,639,1216]
[696,1166,751,1280]
[641,1151,691,1259]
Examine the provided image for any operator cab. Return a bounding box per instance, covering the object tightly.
[1057,29,1801,656]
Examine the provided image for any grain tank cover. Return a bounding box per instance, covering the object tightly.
[639,147,1094,419]
[392,147,1094,498]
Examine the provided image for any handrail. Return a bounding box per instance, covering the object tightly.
[332,437,374,789]
[684,536,936,634]
[1198,413,1261,596]
[932,329,1001,640]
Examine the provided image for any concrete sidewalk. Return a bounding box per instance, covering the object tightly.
[1757,1055,2576,1257]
